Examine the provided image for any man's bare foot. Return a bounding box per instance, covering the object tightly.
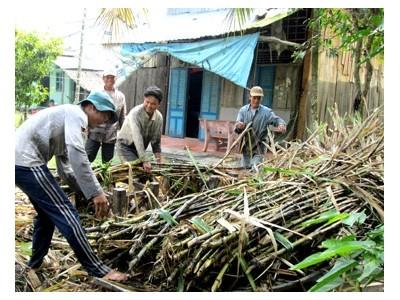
[102,270,129,282]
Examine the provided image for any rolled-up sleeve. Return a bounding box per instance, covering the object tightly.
[151,117,163,154]
[267,110,286,127]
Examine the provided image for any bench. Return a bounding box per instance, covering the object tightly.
[199,119,237,153]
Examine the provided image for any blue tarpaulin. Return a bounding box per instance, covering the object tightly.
[120,32,260,88]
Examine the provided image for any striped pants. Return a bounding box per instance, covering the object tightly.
[15,165,111,277]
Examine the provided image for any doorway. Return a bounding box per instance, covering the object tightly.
[185,68,203,137]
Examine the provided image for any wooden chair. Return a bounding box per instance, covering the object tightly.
[199,119,237,154]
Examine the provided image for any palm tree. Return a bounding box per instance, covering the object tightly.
[96,8,253,40]
[96,8,148,43]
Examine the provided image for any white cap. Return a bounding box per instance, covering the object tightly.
[103,68,117,77]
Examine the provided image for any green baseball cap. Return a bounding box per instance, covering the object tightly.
[79,91,118,123]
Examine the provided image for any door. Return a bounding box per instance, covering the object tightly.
[257,66,276,107]
[198,71,221,139]
[167,68,188,137]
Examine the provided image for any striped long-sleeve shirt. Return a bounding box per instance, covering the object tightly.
[117,104,163,161]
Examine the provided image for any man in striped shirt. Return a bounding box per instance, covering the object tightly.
[116,86,163,173]
[15,91,128,281]
[235,86,287,169]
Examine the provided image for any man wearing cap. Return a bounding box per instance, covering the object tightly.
[117,86,163,173]
[235,86,287,169]
[85,69,126,163]
[15,91,128,281]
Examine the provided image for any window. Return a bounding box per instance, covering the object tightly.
[56,71,64,92]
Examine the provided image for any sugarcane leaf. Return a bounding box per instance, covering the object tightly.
[301,210,342,227]
[342,211,367,227]
[185,147,209,189]
[226,188,241,196]
[291,249,338,270]
[18,241,32,256]
[304,155,330,167]
[321,239,376,254]
[217,217,237,233]
[177,269,184,292]
[158,209,178,226]
[309,276,344,292]
[367,224,384,239]
[238,256,257,291]
[358,257,382,283]
[309,257,357,292]
[326,212,350,224]
[243,187,249,217]
[274,232,293,250]
[190,216,213,234]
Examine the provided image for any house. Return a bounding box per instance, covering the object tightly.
[111,8,310,140]
[48,48,118,104]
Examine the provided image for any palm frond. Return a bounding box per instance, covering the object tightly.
[96,8,148,43]
[224,8,254,35]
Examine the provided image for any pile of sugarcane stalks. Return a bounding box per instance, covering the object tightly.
[15,107,383,291]
[81,108,383,291]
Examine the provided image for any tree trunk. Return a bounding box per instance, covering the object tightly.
[352,39,363,114]
[361,35,374,116]
[310,9,320,123]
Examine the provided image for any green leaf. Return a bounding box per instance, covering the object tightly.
[310,276,344,292]
[321,239,376,255]
[301,210,339,227]
[18,241,32,256]
[238,256,257,291]
[309,257,357,292]
[226,188,241,196]
[367,224,384,240]
[158,209,178,226]
[274,232,293,250]
[262,166,315,177]
[177,269,184,292]
[291,249,338,270]
[190,216,213,234]
[358,257,383,283]
[292,240,375,270]
[342,211,367,227]
[326,212,350,225]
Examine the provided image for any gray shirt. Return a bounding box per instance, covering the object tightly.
[236,104,286,153]
[88,88,126,143]
[15,104,102,199]
[117,104,163,161]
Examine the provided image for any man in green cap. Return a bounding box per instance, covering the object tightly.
[15,91,128,281]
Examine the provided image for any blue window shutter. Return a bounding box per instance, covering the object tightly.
[257,66,276,107]
[167,68,188,137]
[198,71,221,139]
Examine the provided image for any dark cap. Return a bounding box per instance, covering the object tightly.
[144,86,163,102]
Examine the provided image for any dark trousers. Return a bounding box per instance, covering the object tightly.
[85,138,115,163]
[15,165,111,277]
[116,141,139,162]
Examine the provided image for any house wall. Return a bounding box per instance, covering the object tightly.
[219,78,244,121]
[49,67,75,105]
[314,50,384,128]
[271,64,302,125]
[118,60,169,132]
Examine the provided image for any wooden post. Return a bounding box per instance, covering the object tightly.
[295,12,313,140]
[112,188,128,216]
[150,181,160,198]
